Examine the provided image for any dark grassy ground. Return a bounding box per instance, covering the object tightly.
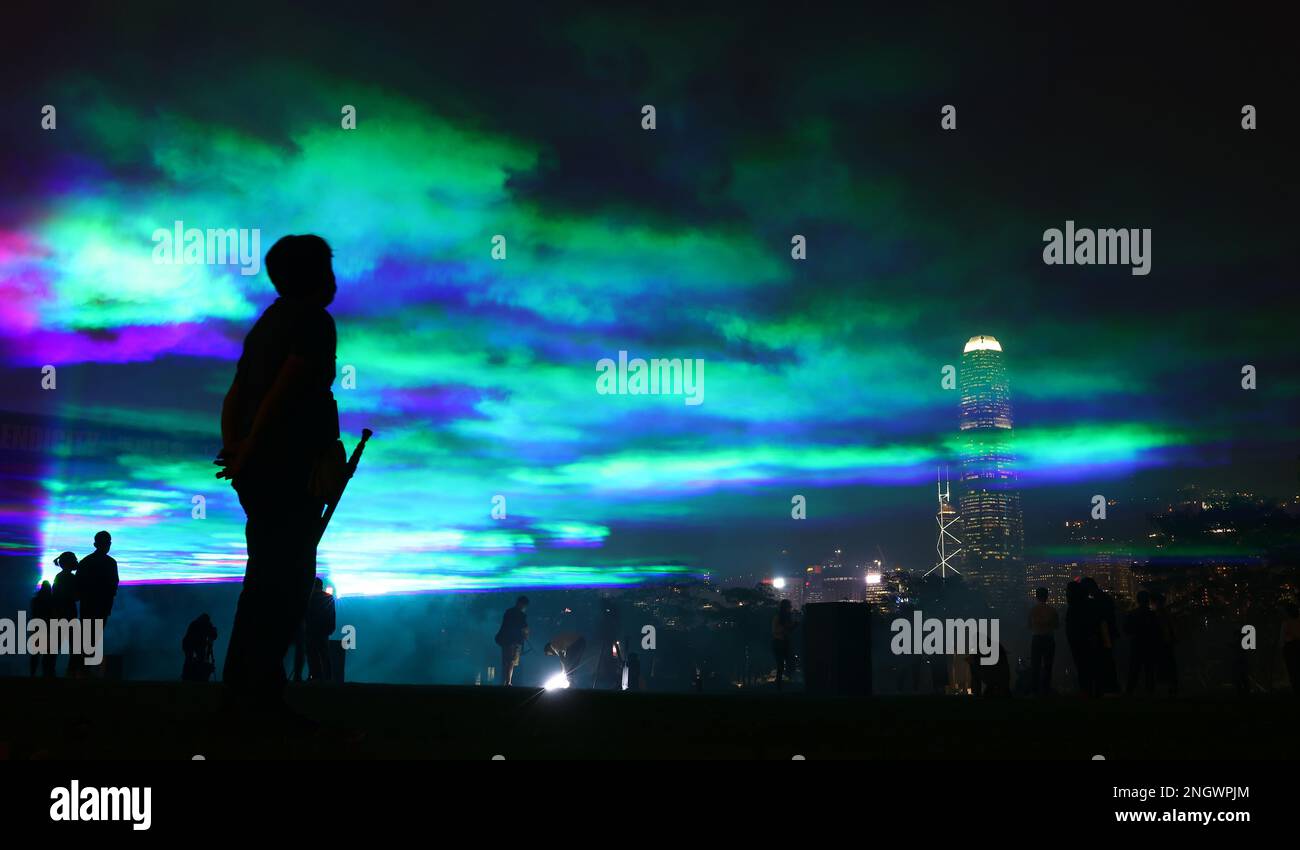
[1,677,1295,759]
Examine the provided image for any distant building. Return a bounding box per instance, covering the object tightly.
[864,562,888,610]
[765,575,804,609]
[1025,561,1078,606]
[822,559,867,603]
[1061,517,1137,602]
[958,335,1025,617]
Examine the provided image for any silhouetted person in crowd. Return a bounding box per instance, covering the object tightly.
[182,614,219,682]
[772,598,796,692]
[50,552,79,676]
[1281,603,1300,694]
[626,651,641,691]
[28,581,55,678]
[76,530,119,675]
[495,595,529,685]
[1123,590,1159,694]
[544,631,586,685]
[215,234,343,723]
[77,530,119,622]
[1028,586,1059,696]
[1152,593,1178,695]
[1065,579,1098,697]
[975,645,1011,698]
[593,599,624,688]
[304,578,336,681]
[1084,578,1120,694]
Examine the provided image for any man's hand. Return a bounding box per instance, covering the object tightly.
[214,440,248,481]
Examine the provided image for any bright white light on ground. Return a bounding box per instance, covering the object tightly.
[544,673,570,691]
[772,577,786,589]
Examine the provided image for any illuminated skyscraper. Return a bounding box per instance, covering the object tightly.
[958,335,1025,616]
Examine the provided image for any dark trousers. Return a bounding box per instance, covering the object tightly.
[306,633,331,681]
[773,639,791,691]
[1285,641,1300,694]
[222,474,323,701]
[30,651,55,677]
[78,603,111,675]
[1127,645,1157,694]
[1159,645,1179,695]
[1067,635,1096,696]
[1029,634,1055,695]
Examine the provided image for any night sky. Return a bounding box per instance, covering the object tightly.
[1,4,1295,598]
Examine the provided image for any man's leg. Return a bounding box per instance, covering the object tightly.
[223,480,321,705]
[1029,637,1043,695]
[1043,637,1055,695]
[501,644,519,685]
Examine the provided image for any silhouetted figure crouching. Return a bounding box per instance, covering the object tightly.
[544,631,586,686]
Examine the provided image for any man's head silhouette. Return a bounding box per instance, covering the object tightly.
[265,234,336,306]
[94,530,111,553]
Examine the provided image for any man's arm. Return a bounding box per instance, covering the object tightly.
[219,375,243,450]
[216,354,311,480]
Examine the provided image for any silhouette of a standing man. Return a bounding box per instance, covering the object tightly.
[78,530,119,618]
[216,234,341,718]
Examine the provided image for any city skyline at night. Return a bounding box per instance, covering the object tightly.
[1,6,1296,609]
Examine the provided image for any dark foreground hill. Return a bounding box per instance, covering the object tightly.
[1,677,1295,760]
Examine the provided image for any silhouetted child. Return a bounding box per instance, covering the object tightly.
[50,552,79,676]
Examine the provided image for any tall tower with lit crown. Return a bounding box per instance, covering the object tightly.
[957,335,1025,615]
